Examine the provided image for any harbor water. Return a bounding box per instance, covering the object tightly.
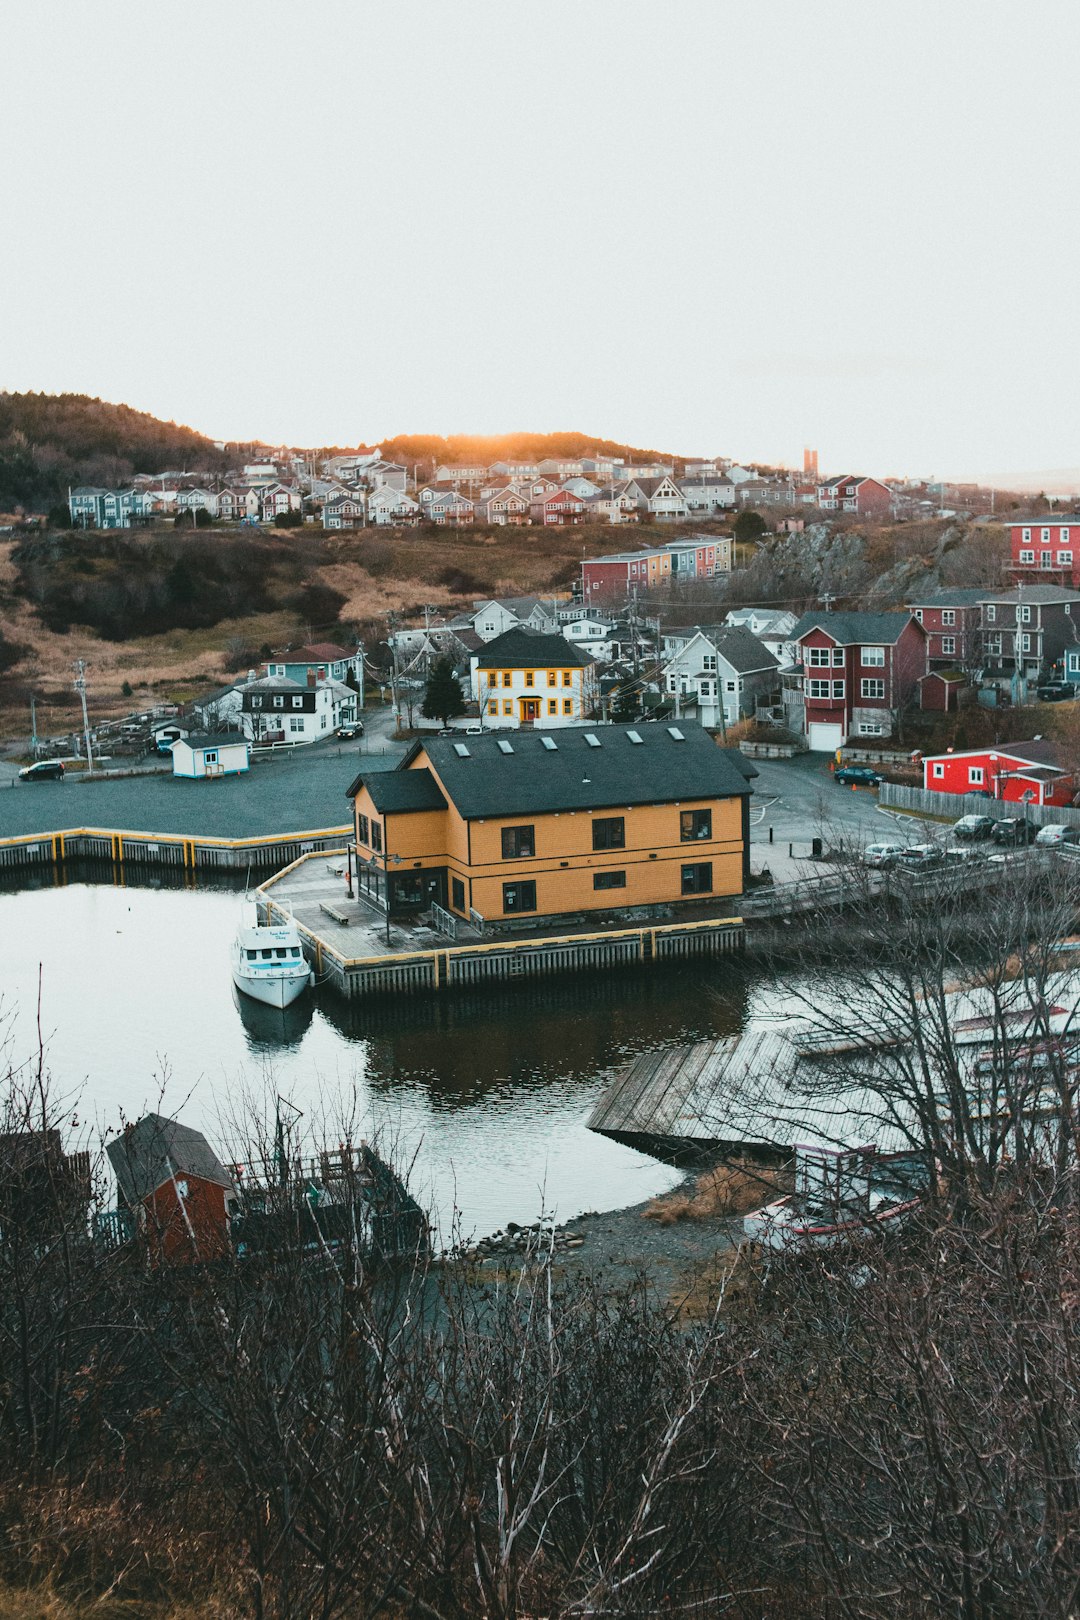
[0,872,759,1239]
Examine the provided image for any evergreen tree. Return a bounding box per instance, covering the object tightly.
[421,656,465,726]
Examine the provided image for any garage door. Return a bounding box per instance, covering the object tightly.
[808,722,845,753]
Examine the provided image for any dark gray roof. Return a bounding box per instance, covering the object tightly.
[790,611,918,645]
[349,767,448,814]
[978,586,1080,604]
[376,723,753,820]
[905,588,988,607]
[106,1113,234,1205]
[178,731,247,750]
[474,628,594,669]
[681,626,778,674]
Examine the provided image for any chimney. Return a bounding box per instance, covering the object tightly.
[307,668,317,688]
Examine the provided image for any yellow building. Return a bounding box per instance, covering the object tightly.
[469,627,597,729]
[347,723,753,926]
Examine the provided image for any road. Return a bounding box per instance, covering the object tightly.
[746,753,923,882]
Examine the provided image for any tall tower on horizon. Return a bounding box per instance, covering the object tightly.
[803,447,819,481]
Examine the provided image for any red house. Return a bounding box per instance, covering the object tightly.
[106,1113,237,1266]
[922,740,1074,807]
[530,488,586,526]
[816,475,893,517]
[1008,516,1080,589]
[906,587,985,667]
[790,611,928,750]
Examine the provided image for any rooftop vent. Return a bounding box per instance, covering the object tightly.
[497,739,514,754]
[541,736,558,751]
[584,733,602,748]
[627,730,643,744]
[667,726,685,741]
[453,742,471,757]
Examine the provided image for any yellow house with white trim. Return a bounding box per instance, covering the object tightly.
[469,627,597,729]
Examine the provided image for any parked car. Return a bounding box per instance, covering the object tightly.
[835,765,883,788]
[953,814,996,841]
[19,759,65,782]
[896,843,944,869]
[1037,682,1073,702]
[991,817,1038,846]
[337,721,364,740]
[1034,822,1080,847]
[863,842,907,868]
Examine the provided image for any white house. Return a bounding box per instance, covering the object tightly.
[662,627,778,729]
[470,597,559,642]
[622,475,689,520]
[677,475,735,513]
[241,675,356,747]
[561,476,602,499]
[561,614,619,660]
[191,682,246,730]
[723,608,799,668]
[171,732,250,778]
[368,486,419,525]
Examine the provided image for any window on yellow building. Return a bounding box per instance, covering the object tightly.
[452,877,465,911]
[592,816,625,850]
[593,870,626,890]
[525,671,534,687]
[488,701,498,714]
[357,813,369,844]
[503,700,512,714]
[547,670,557,686]
[502,879,536,913]
[501,825,535,859]
[680,809,712,842]
[562,671,572,686]
[370,821,382,853]
[681,862,712,894]
[502,671,512,686]
[548,699,557,714]
[562,699,572,714]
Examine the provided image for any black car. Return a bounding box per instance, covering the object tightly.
[953,814,996,840]
[990,817,1038,846]
[19,759,65,782]
[834,764,883,788]
[337,721,364,740]
[1037,682,1073,702]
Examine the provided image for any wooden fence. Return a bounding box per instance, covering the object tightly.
[879,783,1080,828]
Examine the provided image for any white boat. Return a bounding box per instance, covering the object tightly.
[232,915,313,1009]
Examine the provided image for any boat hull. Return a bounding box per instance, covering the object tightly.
[232,967,311,1009]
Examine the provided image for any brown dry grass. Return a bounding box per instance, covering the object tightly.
[643,1161,785,1225]
[0,521,676,740]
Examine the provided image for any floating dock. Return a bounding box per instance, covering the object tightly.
[257,850,745,999]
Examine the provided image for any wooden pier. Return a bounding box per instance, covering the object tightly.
[257,851,746,1000]
[0,824,350,877]
[588,1028,910,1164]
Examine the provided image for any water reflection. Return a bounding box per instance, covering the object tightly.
[0,871,755,1234]
[233,983,315,1051]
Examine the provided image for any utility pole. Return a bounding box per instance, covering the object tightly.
[29,695,37,757]
[820,590,836,611]
[73,660,94,772]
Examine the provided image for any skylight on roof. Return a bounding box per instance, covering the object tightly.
[541,736,558,751]
[667,727,685,741]
[453,742,471,757]
[627,730,643,744]
[497,739,514,754]
[584,733,602,748]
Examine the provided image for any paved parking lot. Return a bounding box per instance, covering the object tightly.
[0,736,409,840]
[746,752,923,882]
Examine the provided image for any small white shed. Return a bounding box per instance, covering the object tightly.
[171,732,250,779]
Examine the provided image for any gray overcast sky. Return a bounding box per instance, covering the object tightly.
[4,0,1078,479]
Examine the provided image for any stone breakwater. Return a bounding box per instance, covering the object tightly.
[443,1218,587,1263]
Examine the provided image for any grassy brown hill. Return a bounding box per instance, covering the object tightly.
[334,431,687,474]
[0,393,230,513]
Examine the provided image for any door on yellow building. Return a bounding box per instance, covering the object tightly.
[520,698,541,723]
